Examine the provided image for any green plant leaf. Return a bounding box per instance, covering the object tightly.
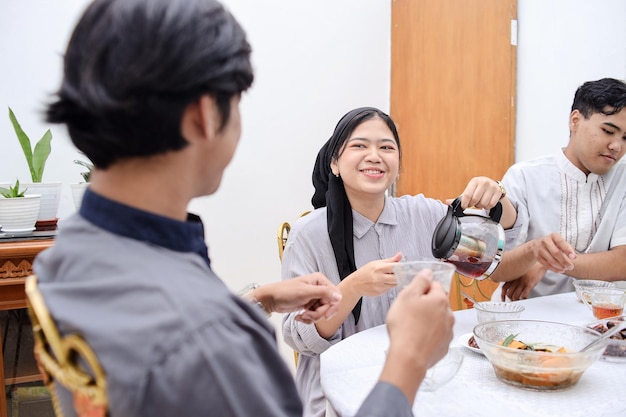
[74,159,93,182]
[8,107,35,181]
[32,129,53,182]
[0,179,26,198]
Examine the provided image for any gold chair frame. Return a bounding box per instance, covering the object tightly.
[25,275,108,417]
[277,211,310,367]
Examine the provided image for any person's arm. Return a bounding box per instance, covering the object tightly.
[314,253,401,338]
[252,274,342,323]
[490,234,567,300]
[489,240,540,283]
[368,271,454,409]
[141,305,303,417]
[563,245,626,281]
[279,224,344,355]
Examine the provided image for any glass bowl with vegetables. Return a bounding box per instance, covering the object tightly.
[473,320,607,390]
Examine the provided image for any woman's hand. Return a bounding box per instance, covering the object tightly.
[446,176,518,229]
[347,252,403,297]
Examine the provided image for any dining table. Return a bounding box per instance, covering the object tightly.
[320,291,626,417]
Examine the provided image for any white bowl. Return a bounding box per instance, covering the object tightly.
[474,301,525,323]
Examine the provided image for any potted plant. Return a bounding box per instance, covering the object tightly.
[0,179,41,234]
[8,107,62,227]
[70,159,93,209]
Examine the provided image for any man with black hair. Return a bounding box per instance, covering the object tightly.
[34,0,454,416]
[490,77,626,300]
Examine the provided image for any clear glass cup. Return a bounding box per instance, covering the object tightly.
[393,260,456,292]
[582,288,626,319]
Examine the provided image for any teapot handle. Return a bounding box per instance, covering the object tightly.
[450,197,503,223]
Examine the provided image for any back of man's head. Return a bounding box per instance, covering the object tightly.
[46,0,254,169]
[571,77,626,119]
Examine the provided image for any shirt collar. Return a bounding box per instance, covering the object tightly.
[79,188,210,267]
[352,196,398,238]
[557,148,600,183]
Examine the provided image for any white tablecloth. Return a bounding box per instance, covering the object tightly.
[320,292,626,417]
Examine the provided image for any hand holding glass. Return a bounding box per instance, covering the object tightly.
[393,260,456,292]
[391,260,460,392]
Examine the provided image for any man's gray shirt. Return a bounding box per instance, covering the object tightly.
[34,189,412,416]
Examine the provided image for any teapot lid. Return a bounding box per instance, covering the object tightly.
[431,199,462,259]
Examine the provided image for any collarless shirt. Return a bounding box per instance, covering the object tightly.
[503,150,626,297]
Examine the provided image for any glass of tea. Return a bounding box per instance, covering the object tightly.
[393,260,456,293]
[582,288,626,319]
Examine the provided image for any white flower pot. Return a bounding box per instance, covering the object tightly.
[0,194,41,231]
[22,182,63,221]
[70,183,89,209]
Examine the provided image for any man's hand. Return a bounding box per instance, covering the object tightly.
[501,262,546,300]
[380,270,454,403]
[255,274,342,324]
[533,232,577,273]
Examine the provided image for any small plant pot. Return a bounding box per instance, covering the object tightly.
[22,182,62,221]
[70,183,89,209]
[0,194,41,232]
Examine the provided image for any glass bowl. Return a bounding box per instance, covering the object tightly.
[586,315,626,363]
[474,301,525,323]
[573,279,616,303]
[473,320,607,390]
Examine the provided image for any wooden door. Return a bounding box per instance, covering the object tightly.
[390,0,517,309]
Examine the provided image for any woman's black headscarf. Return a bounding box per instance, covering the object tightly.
[311,107,382,324]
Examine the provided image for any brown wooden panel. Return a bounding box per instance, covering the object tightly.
[391,0,517,308]
[391,0,517,201]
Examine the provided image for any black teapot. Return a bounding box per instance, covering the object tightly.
[431,197,505,280]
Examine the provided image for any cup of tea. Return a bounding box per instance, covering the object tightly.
[572,279,616,303]
[393,260,456,292]
[582,288,626,319]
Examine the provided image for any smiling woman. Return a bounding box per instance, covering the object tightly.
[280,106,521,417]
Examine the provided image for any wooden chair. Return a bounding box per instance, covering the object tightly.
[449,273,499,310]
[25,275,108,417]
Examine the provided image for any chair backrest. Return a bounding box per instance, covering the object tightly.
[276,211,311,367]
[277,221,291,262]
[25,275,109,417]
[277,211,310,262]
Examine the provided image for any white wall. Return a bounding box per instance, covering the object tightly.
[1,0,625,371]
[0,0,391,371]
[516,0,626,162]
